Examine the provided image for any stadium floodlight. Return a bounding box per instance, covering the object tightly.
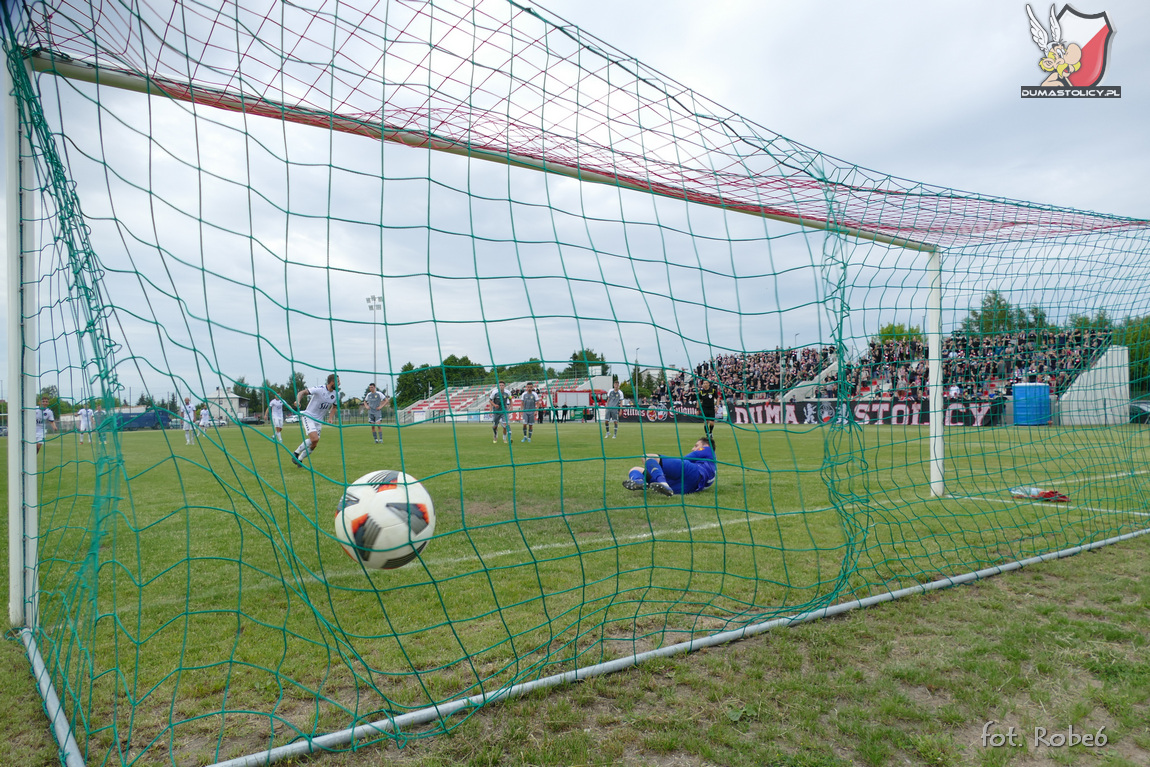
[366,295,383,379]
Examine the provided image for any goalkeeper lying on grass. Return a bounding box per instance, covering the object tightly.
[623,436,716,497]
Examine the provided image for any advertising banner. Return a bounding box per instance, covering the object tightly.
[730,399,1006,427]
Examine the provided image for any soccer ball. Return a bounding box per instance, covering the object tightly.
[334,470,436,569]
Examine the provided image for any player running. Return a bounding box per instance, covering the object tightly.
[264,393,286,443]
[519,382,539,442]
[35,396,57,454]
[622,436,717,497]
[198,405,212,430]
[362,383,388,444]
[489,381,511,443]
[292,374,340,468]
[604,380,624,439]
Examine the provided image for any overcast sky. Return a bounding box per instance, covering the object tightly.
[2,0,1148,406]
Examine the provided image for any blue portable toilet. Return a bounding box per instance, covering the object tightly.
[1013,382,1051,425]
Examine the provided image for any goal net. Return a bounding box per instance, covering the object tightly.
[6,0,1150,765]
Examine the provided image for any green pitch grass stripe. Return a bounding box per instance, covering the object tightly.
[314,504,838,581]
[105,502,840,616]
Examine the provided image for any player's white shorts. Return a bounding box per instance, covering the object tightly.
[183,421,194,431]
[36,429,45,444]
[368,411,383,424]
[302,415,324,436]
[79,423,91,432]
[271,416,284,429]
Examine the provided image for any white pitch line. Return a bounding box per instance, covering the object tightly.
[317,503,835,582]
[107,485,1149,618]
[107,503,839,613]
[1086,468,1150,481]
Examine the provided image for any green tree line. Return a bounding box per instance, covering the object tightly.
[393,349,610,408]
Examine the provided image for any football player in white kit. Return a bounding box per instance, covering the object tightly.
[181,397,197,445]
[264,393,286,443]
[292,374,340,468]
[77,402,94,443]
[36,396,57,453]
[199,405,212,430]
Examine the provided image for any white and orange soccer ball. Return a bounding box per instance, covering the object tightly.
[334,470,436,569]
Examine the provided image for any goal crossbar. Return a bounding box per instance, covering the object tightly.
[25,50,936,253]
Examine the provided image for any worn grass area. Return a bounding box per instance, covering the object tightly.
[7,528,1148,766]
[3,420,1149,765]
[285,537,1150,767]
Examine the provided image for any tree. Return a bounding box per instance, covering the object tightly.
[232,376,263,413]
[1116,314,1150,394]
[1067,310,1112,331]
[1023,304,1055,331]
[441,354,488,386]
[497,358,544,384]
[960,290,1024,335]
[621,379,651,401]
[562,348,608,378]
[958,292,1060,335]
[395,362,440,408]
[872,322,922,345]
[288,371,308,398]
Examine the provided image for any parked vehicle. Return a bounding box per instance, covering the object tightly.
[109,409,172,431]
[240,415,264,425]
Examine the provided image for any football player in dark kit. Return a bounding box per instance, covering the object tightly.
[489,381,512,443]
[695,377,718,441]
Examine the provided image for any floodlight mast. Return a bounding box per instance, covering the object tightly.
[18,49,947,497]
[366,295,383,381]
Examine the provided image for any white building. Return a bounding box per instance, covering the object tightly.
[204,388,247,421]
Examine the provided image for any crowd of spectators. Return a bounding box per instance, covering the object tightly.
[597,327,1110,412]
[688,347,835,400]
[628,347,835,408]
[819,327,1111,401]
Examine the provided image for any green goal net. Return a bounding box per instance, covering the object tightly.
[5,1,1150,765]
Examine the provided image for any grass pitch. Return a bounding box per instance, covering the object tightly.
[7,417,1150,764]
